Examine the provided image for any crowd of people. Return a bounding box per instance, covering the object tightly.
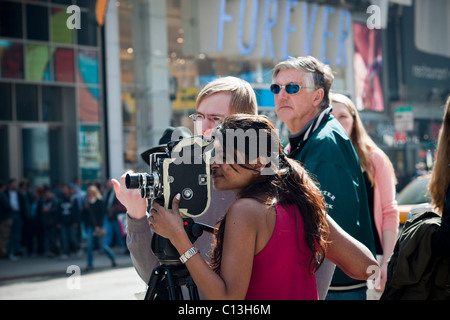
[0,177,127,270]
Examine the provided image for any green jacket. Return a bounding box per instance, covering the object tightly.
[288,114,376,287]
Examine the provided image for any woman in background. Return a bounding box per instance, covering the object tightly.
[331,93,399,299]
[430,96,450,256]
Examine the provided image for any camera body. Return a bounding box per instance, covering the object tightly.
[126,136,213,218]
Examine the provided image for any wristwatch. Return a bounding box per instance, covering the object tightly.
[179,247,199,264]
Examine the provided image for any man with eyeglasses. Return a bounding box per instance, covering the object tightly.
[190,76,258,138]
[272,56,376,300]
[112,76,258,296]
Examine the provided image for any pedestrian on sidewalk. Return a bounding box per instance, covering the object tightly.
[57,184,81,259]
[40,187,59,258]
[82,184,116,271]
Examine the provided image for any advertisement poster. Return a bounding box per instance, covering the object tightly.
[353,22,384,112]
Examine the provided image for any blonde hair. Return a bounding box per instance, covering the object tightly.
[330,93,396,186]
[196,76,258,115]
[429,96,450,215]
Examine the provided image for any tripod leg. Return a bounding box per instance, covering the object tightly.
[144,266,165,300]
[186,277,200,300]
[165,267,184,300]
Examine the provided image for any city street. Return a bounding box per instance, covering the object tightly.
[0,266,147,300]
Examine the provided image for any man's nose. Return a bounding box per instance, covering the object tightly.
[277,87,290,99]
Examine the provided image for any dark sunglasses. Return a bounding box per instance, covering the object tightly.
[270,83,314,95]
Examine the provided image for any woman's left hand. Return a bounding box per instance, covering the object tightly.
[149,194,185,242]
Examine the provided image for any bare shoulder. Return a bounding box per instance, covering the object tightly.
[226,198,267,226]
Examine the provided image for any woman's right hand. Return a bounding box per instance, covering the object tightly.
[111,171,148,219]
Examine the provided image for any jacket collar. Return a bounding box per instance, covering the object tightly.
[286,106,332,157]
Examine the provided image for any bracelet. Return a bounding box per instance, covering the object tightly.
[179,247,199,264]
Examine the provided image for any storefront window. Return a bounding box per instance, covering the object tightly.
[22,127,51,186]
[25,44,51,82]
[27,4,49,41]
[53,47,75,82]
[16,84,39,122]
[121,88,137,164]
[51,7,74,44]
[78,49,99,85]
[78,86,100,123]
[167,0,354,125]
[78,11,98,47]
[0,83,12,121]
[42,86,70,122]
[0,41,24,80]
[0,1,23,39]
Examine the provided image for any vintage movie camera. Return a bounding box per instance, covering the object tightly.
[125,135,213,219]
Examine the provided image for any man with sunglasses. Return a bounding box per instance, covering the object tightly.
[272,56,376,300]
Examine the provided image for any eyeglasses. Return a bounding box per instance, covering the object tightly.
[189,113,224,125]
[270,83,315,95]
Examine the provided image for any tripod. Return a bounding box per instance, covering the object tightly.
[144,219,214,300]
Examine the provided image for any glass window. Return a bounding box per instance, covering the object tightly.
[0,1,23,39]
[78,86,99,123]
[78,49,99,85]
[53,47,75,82]
[26,4,49,41]
[76,0,90,8]
[51,0,73,5]
[0,41,24,79]
[25,44,51,82]
[48,127,63,184]
[78,12,98,47]
[22,127,51,187]
[0,83,12,120]
[16,84,39,122]
[42,86,64,122]
[51,7,74,44]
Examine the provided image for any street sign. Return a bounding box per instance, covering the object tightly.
[394,106,414,132]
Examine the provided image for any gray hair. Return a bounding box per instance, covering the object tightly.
[272,56,334,111]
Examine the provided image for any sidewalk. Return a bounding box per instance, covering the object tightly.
[0,248,133,283]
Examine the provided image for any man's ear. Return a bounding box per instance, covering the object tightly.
[312,88,325,108]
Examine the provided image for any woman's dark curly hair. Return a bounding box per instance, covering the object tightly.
[208,114,329,274]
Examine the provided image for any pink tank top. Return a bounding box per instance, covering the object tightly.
[245,203,318,300]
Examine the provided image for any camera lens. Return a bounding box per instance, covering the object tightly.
[125,173,141,189]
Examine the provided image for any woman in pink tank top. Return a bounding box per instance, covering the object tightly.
[148,114,329,300]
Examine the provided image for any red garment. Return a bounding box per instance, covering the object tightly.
[245,203,318,300]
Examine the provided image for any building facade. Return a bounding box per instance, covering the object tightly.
[0,0,104,187]
[1,0,448,190]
